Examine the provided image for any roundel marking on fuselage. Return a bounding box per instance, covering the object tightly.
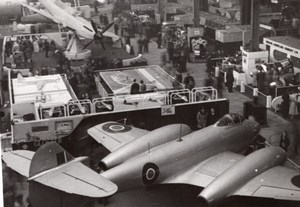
[102,122,132,133]
[142,162,160,186]
[291,175,300,188]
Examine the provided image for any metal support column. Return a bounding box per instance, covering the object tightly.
[250,0,260,51]
[194,0,200,27]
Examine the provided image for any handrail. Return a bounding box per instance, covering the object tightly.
[11,86,222,121]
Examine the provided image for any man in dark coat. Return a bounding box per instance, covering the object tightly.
[257,67,265,92]
[207,108,218,126]
[167,40,174,63]
[44,39,50,57]
[226,68,234,92]
[130,79,140,94]
[281,91,290,118]
[183,73,195,88]
[157,31,162,49]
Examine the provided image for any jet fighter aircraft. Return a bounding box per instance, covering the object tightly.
[3,113,300,207]
[20,0,119,50]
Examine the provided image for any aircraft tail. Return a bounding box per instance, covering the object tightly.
[28,143,118,198]
[29,142,74,178]
[4,143,118,198]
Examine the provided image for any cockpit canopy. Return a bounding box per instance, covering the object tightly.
[216,113,245,127]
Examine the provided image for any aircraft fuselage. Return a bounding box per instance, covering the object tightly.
[39,0,95,39]
[0,0,27,24]
[101,120,260,191]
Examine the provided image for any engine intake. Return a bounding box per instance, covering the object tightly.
[197,196,209,207]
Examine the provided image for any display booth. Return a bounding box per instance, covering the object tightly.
[240,47,269,84]
[188,27,207,62]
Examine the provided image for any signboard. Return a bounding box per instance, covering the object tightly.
[161,105,175,116]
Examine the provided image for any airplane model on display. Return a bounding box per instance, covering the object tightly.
[3,113,300,207]
[20,0,118,51]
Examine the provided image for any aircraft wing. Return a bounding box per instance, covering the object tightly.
[88,121,148,152]
[20,3,60,24]
[233,165,300,200]
[2,150,35,177]
[29,160,118,197]
[163,151,244,187]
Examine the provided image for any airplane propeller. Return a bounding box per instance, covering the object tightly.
[82,20,115,51]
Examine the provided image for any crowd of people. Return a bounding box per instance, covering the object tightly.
[251,59,296,96]
[280,89,300,120]
[5,35,58,70]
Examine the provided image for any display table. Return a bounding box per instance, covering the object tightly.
[233,70,247,86]
[222,70,247,87]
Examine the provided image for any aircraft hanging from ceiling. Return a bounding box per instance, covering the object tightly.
[0,0,31,25]
[20,0,119,50]
[3,113,300,207]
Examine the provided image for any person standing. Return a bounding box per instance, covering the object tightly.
[103,14,109,26]
[183,73,194,89]
[206,53,212,72]
[114,22,119,35]
[23,46,32,64]
[257,66,265,92]
[143,37,149,53]
[125,31,131,45]
[196,108,208,129]
[216,75,223,98]
[207,108,218,126]
[281,91,290,118]
[94,0,99,13]
[130,79,140,94]
[5,38,12,57]
[157,31,162,49]
[179,51,187,72]
[251,67,258,87]
[289,92,299,120]
[68,70,79,96]
[140,80,146,93]
[137,35,143,54]
[44,39,50,58]
[167,40,174,63]
[226,68,234,92]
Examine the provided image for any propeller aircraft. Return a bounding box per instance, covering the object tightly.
[20,0,118,50]
[3,113,300,207]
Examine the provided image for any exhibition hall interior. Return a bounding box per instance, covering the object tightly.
[1,0,300,207]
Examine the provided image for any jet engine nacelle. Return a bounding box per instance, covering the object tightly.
[197,147,287,207]
[100,124,192,170]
